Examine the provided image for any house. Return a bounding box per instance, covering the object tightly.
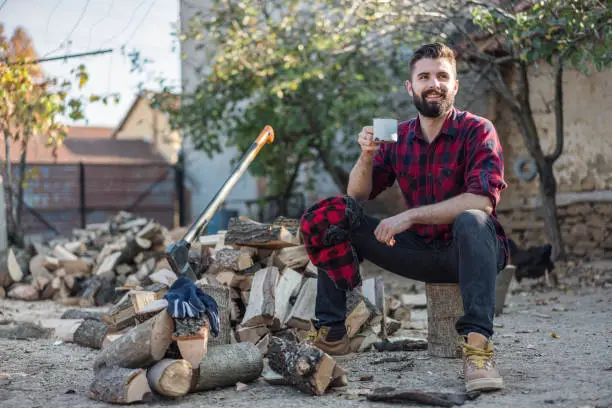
[1,116,189,237]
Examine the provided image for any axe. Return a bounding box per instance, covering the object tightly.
[165,126,275,280]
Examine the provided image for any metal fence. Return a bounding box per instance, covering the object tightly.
[2,162,187,238]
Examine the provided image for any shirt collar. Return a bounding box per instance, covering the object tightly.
[409,107,460,142]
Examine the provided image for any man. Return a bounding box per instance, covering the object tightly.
[300,43,508,393]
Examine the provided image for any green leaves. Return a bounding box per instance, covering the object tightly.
[168,0,417,197]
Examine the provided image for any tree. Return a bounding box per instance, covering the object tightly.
[0,25,115,246]
[411,0,611,259]
[168,0,422,212]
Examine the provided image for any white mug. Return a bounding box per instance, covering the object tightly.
[373,118,398,143]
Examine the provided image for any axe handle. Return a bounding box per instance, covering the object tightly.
[181,126,275,245]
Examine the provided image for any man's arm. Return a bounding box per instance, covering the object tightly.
[347,153,375,201]
[406,192,492,225]
[347,126,396,202]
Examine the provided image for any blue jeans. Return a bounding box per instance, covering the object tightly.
[315,209,507,338]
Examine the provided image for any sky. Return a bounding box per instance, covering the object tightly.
[2,0,181,127]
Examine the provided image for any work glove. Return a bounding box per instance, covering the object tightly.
[163,276,220,337]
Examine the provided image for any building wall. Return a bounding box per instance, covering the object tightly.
[493,63,612,208]
[491,63,612,259]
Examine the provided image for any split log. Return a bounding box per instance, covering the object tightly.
[29,254,54,291]
[240,267,279,327]
[225,217,298,249]
[73,319,110,349]
[190,342,263,392]
[267,336,337,396]
[285,277,317,330]
[199,234,221,247]
[53,245,78,261]
[197,283,232,347]
[426,283,464,358]
[94,310,174,372]
[5,247,25,283]
[345,295,381,339]
[303,261,318,278]
[236,324,269,344]
[214,248,254,271]
[89,367,152,404]
[272,268,303,329]
[103,296,136,331]
[274,246,309,270]
[146,359,193,398]
[60,259,91,276]
[8,283,39,300]
[95,252,122,279]
[215,270,253,291]
[149,268,177,287]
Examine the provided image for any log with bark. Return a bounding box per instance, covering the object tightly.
[213,248,254,271]
[94,310,174,372]
[189,342,264,392]
[73,319,110,349]
[146,358,193,398]
[61,309,105,321]
[225,217,298,248]
[267,336,337,396]
[426,283,464,358]
[366,387,478,406]
[240,266,279,327]
[89,367,152,404]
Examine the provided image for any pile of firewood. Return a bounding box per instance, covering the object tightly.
[0,211,181,305]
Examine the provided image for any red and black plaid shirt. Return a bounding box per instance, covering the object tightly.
[369,108,509,260]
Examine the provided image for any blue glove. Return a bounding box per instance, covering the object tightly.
[163,276,220,337]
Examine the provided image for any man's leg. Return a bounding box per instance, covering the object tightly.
[312,214,454,353]
[448,209,506,392]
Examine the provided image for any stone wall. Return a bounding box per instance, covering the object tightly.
[497,201,612,261]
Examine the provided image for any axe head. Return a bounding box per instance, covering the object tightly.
[165,240,197,281]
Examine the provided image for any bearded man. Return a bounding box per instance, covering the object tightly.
[300,42,508,393]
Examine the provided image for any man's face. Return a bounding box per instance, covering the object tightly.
[406,58,459,118]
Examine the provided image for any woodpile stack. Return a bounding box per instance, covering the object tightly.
[0,211,182,306]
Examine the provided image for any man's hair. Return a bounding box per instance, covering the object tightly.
[409,43,457,78]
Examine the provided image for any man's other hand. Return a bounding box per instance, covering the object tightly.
[374,213,412,246]
[358,126,380,153]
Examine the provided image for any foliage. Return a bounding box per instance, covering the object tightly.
[169,0,423,197]
[0,24,119,245]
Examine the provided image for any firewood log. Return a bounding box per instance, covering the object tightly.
[225,217,298,248]
[267,336,337,396]
[8,283,39,300]
[274,246,309,270]
[213,248,254,271]
[146,359,193,398]
[28,254,54,291]
[61,309,105,321]
[240,267,279,327]
[73,319,110,349]
[189,342,263,392]
[94,310,174,372]
[89,367,151,404]
[284,277,317,330]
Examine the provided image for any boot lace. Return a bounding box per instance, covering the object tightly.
[462,341,494,369]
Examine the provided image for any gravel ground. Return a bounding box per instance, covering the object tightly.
[1,271,611,408]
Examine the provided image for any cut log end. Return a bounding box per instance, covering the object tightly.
[146,359,193,398]
[89,367,152,404]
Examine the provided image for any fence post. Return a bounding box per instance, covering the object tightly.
[79,162,86,228]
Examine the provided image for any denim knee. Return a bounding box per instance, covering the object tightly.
[453,209,490,239]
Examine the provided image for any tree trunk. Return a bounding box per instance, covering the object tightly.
[14,143,27,247]
[538,159,564,260]
[3,134,16,246]
[511,63,565,260]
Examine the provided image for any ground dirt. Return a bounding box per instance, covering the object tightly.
[1,263,611,408]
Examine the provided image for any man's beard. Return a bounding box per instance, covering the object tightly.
[413,88,454,118]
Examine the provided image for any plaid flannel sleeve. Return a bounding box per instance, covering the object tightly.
[368,145,396,200]
[465,120,508,208]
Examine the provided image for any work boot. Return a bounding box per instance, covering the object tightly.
[305,325,352,358]
[460,335,504,392]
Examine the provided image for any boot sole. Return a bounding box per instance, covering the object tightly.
[466,377,504,392]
